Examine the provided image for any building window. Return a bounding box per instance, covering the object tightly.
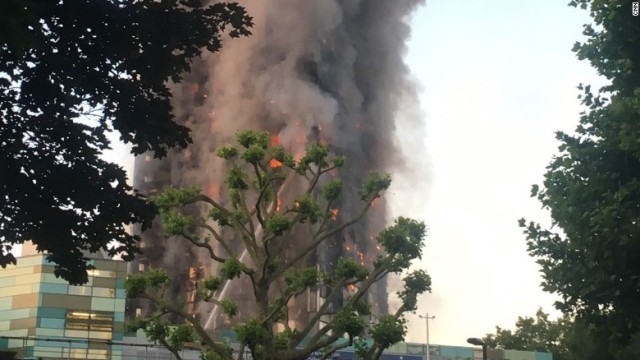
[87,269,116,278]
[68,285,92,296]
[92,287,116,298]
[66,311,113,334]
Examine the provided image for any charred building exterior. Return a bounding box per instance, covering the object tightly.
[128,0,424,332]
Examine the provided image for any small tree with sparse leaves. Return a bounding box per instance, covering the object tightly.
[125,130,431,360]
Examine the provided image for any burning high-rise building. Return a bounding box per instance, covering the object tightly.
[130,0,425,332]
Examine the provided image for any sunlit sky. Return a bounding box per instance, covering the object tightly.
[395,0,605,347]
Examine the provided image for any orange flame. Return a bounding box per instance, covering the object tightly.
[269,134,283,168]
[270,134,281,145]
[270,159,283,168]
[276,199,282,212]
[330,208,339,221]
[207,184,221,198]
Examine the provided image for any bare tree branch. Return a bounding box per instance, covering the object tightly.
[194,222,235,258]
[274,195,376,279]
[138,294,234,360]
[293,279,346,347]
[179,231,228,263]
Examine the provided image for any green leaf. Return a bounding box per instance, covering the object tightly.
[322,179,343,202]
[226,167,249,190]
[265,213,291,236]
[220,299,239,317]
[152,186,201,209]
[236,130,269,149]
[294,195,322,224]
[242,145,266,164]
[371,315,406,349]
[221,258,243,279]
[358,172,392,200]
[201,275,222,292]
[216,145,239,159]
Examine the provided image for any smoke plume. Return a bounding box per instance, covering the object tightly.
[133,0,427,327]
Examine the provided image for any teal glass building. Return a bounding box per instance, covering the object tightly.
[0,253,126,359]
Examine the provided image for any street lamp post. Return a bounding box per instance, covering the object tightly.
[418,313,435,360]
[466,337,487,360]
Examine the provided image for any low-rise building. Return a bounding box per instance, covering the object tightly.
[0,248,126,359]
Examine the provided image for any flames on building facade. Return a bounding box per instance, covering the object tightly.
[129,0,425,332]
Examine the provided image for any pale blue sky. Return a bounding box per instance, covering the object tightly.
[395,0,605,346]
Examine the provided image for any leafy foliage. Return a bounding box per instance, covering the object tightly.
[0,0,252,284]
[486,311,640,360]
[371,315,407,350]
[521,0,640,356]
[484,309,572,360]
[126,316,201,360]
[126,130,431,360]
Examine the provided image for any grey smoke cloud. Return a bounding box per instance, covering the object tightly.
[135,0,428,325]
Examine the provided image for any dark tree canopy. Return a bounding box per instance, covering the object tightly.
[0,0,252,284]
[484,309,572,360]
[483,310,640,360]
[521,0,640,354]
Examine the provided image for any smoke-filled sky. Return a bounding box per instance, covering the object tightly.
[395,0,605,347]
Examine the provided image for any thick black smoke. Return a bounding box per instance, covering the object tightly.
[133,0,427,327]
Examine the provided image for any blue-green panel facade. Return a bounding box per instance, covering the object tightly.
[0,254,126,359]
[535,352,553,360]
[440,345,474,359]
[504,349,536,360]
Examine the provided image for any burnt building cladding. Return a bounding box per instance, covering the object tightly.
[129,0,425,332]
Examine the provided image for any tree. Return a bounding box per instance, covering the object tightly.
[520,0,640,355]
[125,130,432,360]
[484,310,640,360]
[0,0,252,284]
[484,309,572,360]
